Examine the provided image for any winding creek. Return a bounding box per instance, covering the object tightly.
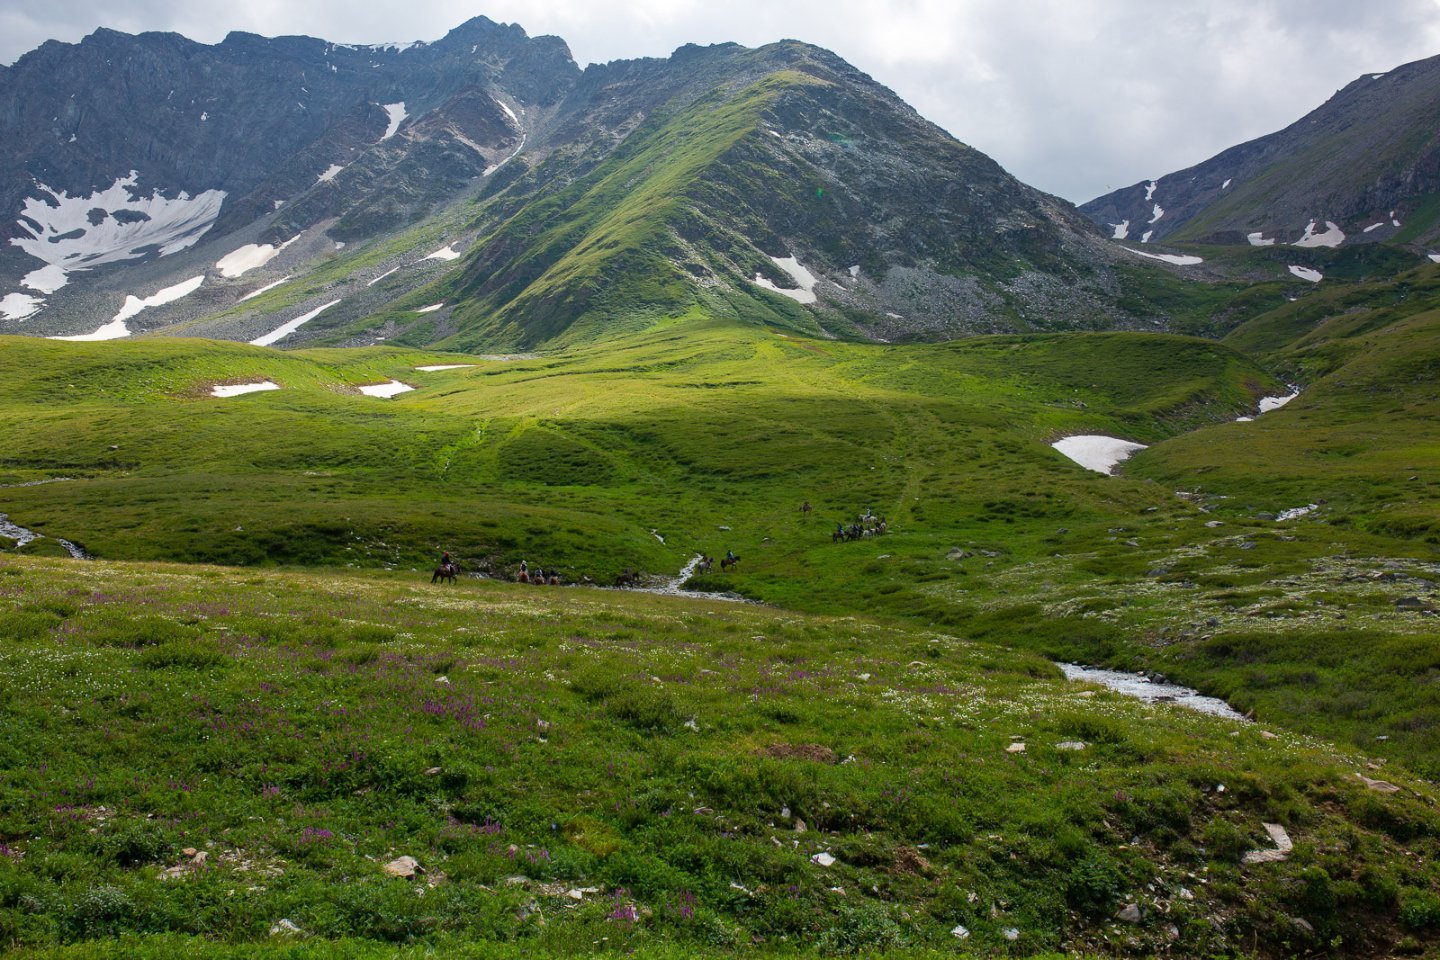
[1057,662,1248,721]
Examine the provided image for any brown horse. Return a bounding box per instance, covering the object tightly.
[720,555,739,571]
[616,569,642,587]
[431,563,457,584]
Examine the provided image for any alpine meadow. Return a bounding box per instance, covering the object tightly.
[1,12,1439,960]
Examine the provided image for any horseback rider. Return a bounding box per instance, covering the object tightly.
[441,550,453,570]
[725,549,736,563]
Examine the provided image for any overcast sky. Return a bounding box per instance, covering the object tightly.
[3,1,1438,203]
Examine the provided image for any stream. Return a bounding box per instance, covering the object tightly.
[1057,663,1248,721]
[0,513,90,559]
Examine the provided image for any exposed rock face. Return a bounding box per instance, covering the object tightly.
[1,20,1156,348]
[1081,53,1440,248]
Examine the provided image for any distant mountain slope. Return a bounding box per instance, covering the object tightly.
[1081,53,1440,249]
[0,21,1176,349]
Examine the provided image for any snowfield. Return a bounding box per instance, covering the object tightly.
[416,303,445,313]
[750,254,819,304]
[1125,248,1204,267]
[51,275,205,341]
[10,173,226,289]
[1294,220,1345,248]
[424,245,462,262]
[238,277,292,302]
[216,236,299,279]
[250,299,341,347]
[1259,390,1300,413]
[381,103,407,140]
[1051,436,1148,475]
[0,293,44,321]
[1247,232,1276,247]
[1110,221,1130,240]
[1288,265,1323,283]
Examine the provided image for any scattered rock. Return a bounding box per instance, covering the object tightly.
[1178,886,1194,901]
[1204,520,1224,527]
[1356,773,1400,793]
[182,847,197,857]
[1396,597,1432,611]
[1055,741,1087,751]
[812,852,836,867]
[951,924,970,940]
[1117,903,1143,924]
[435,675,450,684]
[1260,731,1278,740]
[424,766,442,776]
[794,819,807,833]
[1291,917,1315,934]
[270,919,303,937]
[383,855,422,878]
[1004,927,1019,941]
[1239,541,1257,551]
[1006,742,1026,753]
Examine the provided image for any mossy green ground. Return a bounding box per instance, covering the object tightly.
[2,263,1440,955]
[1,557,1436,958]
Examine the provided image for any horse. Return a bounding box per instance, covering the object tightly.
[548,573,561,586]
[801,500,812,515]
[431,563,457,584]
[616,569,642,587]
[720,554,740,571]
[516,569,531,584]
[696,555,713,574]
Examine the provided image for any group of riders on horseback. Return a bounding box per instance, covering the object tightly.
[432,500,881,585]
[833,508,887,542]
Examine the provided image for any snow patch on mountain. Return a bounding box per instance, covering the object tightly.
[1141,230,1153,243]
[1259,390,1300,413]
[52,275,205,341]
[1429,253,1440,263]
[1148,204,1165,224]
[1110,220,1130,240]
[367,267,399,286]
[238,276,292,302]
[1364,222,1386,233]
[1247,232,1276,247]
[1124,248,1204,267]
[1222,179,1232,190]
[416,303,445,313]
[751,255,818,305]
[316,164,346,183]
[250,299,341,347]
[424,245,462,262]
[1288,265,1323,283]
[1294,220,1345,248]
[1,293,44,321]
[496,99,518,125]
[22,264,68,294]
[381,103,407,140]
[216,236,299,279]
[1144,180,1158,202]
[10,173,226,286]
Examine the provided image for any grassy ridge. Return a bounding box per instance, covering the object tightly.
[1,556,1437,957]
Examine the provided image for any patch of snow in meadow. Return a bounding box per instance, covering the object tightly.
[52,275,204,341]
[316,163,345,183]
[1144,180,1158,201]
[1051,435,1148,475]
[1258,389,1300,413]
[1111,220,1130,240]
[1222,179,1232,190]
[10,173,226,286]
[22,264,68,294]
[424,245,462,262]
[1235,416,1254,422]
[238,276,292,302]
[216,235,299,279]
[416,303,445,313]
[416,364,474,372]
[1124,248,1204,267]
[1294,219,1344,248]
[212,381,280,398]
[1247,232,1276,247]
[751,255,819,305]
[1,293,44,321]
[1148,204,1165,224]
[381,102,407,140]
[1288,265,1323,283]
[1276,504,1318,522]
[250,299,340,347]
[358,379,414,398]
[368,266,400,286]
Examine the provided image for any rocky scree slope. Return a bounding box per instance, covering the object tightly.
[1081,53,1440,249]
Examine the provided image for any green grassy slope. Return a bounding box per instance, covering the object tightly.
[0,556,1436,958]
